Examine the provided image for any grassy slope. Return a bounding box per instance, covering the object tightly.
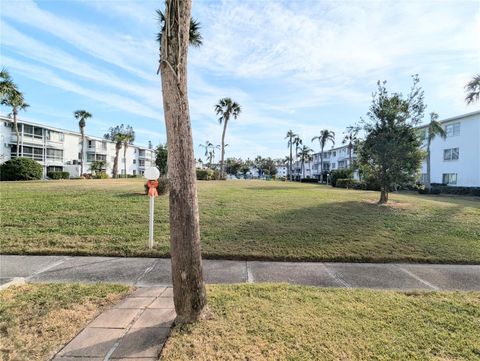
[162,284,480,361]
[1,179,479,263]
[0,283,130,361]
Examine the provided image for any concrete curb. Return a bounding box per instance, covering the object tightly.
[0,277,25,291]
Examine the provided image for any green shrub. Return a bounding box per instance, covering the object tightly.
[144,177,169,196]
[300,178,318,183]
[47,171,70,179]
[196,168,214,180]
[94,171,109,179]
[336,178,358,188]
[0,157,43,181]
[431,186,479,196]
[330,169,353,187]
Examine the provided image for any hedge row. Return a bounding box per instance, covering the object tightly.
[47,171,70,179]
[420,186,480,196]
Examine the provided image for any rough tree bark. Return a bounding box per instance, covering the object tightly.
[113,142,121,178]
[13,109,19,157]
[160,0,207,323]
[80,129,84,175]
[220,120,227,178]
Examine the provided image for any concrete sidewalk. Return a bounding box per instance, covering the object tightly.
[1,255,479,291]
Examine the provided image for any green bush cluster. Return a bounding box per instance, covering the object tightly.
[329,169,353,187]
[94,172,109,179]
[144,177,169,196]
[336,178,358,188]
[419,186,480,196]
[196,168,225,180]
[0,158,43,181]
[47,171,70,179]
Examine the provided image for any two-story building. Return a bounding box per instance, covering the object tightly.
[0,115,155,178]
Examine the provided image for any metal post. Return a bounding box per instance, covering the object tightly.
[148,195,154,249]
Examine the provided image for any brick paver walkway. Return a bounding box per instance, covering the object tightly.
[53,287,175,361]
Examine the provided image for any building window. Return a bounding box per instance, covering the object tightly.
[331,163,336,169]
[133,159,136,164]
[46,148,63,161]
[442,173,457,185]
[333,151,336,157]
[87,153,95,162]
[445,123,460,137]
[102,141,107,150]
[443,147,459,161]
[133,170,136,175]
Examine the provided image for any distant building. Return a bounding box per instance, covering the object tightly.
[289,111,480,187]
[0,116,155,177]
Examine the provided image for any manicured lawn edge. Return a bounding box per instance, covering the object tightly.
[2,249,480,265]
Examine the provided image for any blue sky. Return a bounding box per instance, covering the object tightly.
[1,0,479,159]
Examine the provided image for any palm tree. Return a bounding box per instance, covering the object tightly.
[199,141,213,166]
[157,0,206,323]
[104,124,134,178]
[342,126,359,168]
[285,130,297,181]
[122,128,135,178]
[1,87,29,157]
[293,136,302,180]
[298,145,313,179]
[425,112,446,190]
[215,98,241,178]
[312,129,335,183]
[465,74,480,105]
[0,68,16,102]
[74,110,92,176]
[156,10,203,73]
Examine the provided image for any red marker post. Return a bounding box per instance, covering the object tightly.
[144,167,160,249]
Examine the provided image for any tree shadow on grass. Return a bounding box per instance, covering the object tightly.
[202,200,473,263]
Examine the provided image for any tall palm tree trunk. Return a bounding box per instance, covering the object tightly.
[320,148,324,183]
[160,0,206,323]
[123,145,127,178]
[13,109,20,157]
[348,145,352,168]
[220,121,227,178]
[113,143,121,178]
[80,130,85,175]
[289,143,293,181]
[426,139,431,190]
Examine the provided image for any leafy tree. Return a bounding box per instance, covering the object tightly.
[358,76,425,203]
[74,110,92,176]
[298,145,313,179]
[215,98,241,178]
[312,129,335,182]
[104,124,134,178]
[465,74,480,105]
[424,112,446,190]
[1,70,29,157]
[225,157,242,175]
[0,157,42,181]
[90,160,106,177]
[155,143,168,176]
[157,0,206,323]
[342,126,359,169]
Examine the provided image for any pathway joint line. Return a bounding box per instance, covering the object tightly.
[246,261,254,283]
[26,257,70,280]
[322,263,351,288]
[395,265,440,290]
[134,259,157,285]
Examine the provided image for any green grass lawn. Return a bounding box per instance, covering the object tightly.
[161,284,480,361]
[1,179,479,263]
[0,283,130,361]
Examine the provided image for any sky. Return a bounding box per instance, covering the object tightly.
[1,0,479,160]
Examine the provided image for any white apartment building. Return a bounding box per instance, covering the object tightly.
[0,116,155,178]
[417,110,480,187]
[290,111,480,187]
